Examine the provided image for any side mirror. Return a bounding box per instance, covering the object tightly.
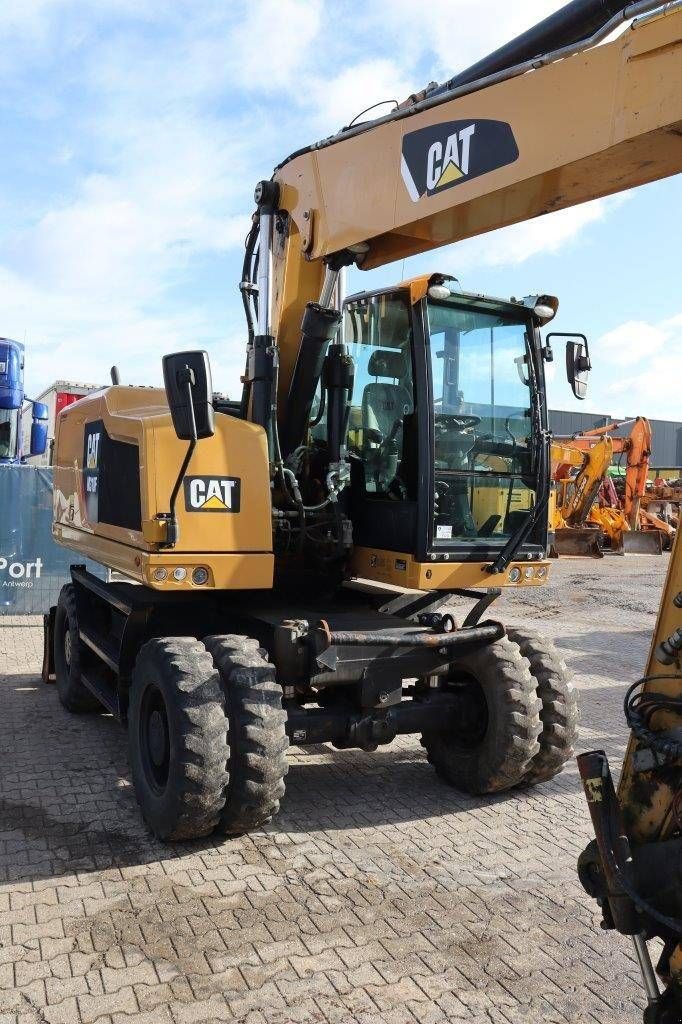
[547,333,591,400]
[30,401,49,456]
[162,350,215,440]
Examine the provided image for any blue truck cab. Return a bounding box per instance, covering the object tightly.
[0,338,48,463]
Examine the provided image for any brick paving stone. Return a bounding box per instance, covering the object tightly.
[0,556,670,1022]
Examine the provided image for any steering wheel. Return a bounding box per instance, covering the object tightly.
[435,414,481,432]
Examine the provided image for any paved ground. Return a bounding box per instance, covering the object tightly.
[0,555,670,1024]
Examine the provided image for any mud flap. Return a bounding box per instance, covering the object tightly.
[41,607,56,684]
[622,530,663,555]
[554,527,605,558]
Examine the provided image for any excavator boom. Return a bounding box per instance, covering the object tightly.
[266,0,682,410]
[276,2,682,264]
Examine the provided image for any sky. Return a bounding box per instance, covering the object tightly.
[1,0,680,420]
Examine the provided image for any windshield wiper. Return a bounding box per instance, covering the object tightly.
[485,469,549,574]
[486,343,548,575]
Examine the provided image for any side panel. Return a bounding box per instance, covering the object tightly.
[52,387,274,590]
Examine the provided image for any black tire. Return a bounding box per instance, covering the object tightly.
[53,584,99,713]
[421,636,541,794]
[507,628,580,785]
[204,635,289,836]
[128,637,229,841]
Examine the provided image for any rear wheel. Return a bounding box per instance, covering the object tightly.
[54,584,99,713]
[421,636,541,794]
[128,637,229,841]
[204,635,289,835]
[507,628,579,784]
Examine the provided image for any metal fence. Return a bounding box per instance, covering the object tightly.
[0,465,104,615]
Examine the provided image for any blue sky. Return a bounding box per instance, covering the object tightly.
[1,0,680,419]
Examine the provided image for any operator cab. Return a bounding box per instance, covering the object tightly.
[342,276,560,567]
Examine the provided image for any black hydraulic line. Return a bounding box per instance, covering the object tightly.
[323,343,354,464]
[432,0,634,96]
[309,388,326,428]
[239,217,260,419]
[282,303,342,456]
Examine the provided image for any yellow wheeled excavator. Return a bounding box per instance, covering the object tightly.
[42,0,682,872]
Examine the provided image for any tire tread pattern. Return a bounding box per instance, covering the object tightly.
[129,637,229,841]
[422,635,542,794]
[506,628,580,785]
[54,584,99,713]
[204,635,289,836]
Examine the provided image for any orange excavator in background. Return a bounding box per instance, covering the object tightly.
[555,417,674,554]
[550,435,615,557]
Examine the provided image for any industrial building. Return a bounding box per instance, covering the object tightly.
[549,410,682,472]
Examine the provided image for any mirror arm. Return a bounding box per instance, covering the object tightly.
[163,373,199,548]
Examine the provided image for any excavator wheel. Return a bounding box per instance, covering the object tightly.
[204,635,289,836]
[53,584,100,713]
[421,636,541,794]
[128,637,229,841]
[507,628,579,785]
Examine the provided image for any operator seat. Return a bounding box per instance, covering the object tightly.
[351,344,418,548]
[361,348,413,451]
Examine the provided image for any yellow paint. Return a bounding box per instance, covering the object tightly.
[201,495,227,510]
[52,386,274,590]
[619,527,682,842]
[350,547,550,590]
[436,161,463,187]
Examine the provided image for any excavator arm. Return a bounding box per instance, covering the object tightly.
[579,530,682,1021]
[554,436,615,526]
[250,0,682,423]
[577,417,653,525]
[549,436,615,556]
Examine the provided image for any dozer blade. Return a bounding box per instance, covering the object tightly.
[622,530,663,555]
[554,528,605,558]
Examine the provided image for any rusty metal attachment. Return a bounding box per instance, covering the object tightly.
[317,620,504,648]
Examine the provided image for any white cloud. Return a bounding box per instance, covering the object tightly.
[1,104,254,397]
[228,0,323,91]
[307,58,415,133]
[446,196,624,270]
[596,320,668,366]
[0,264,246,398]
[591,314,682,420]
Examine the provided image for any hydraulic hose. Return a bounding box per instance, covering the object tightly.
[434,0,634,95]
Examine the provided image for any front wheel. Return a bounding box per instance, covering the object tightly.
[422,635,542,794]
[128,637,229,841]
[204,635,289,836]
[506,628,579,785]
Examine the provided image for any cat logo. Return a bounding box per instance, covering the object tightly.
[401,118,519,202]
[184,476,241,513]
[86,431,100,470]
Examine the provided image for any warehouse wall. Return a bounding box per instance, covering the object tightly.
[548,411,682,469]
